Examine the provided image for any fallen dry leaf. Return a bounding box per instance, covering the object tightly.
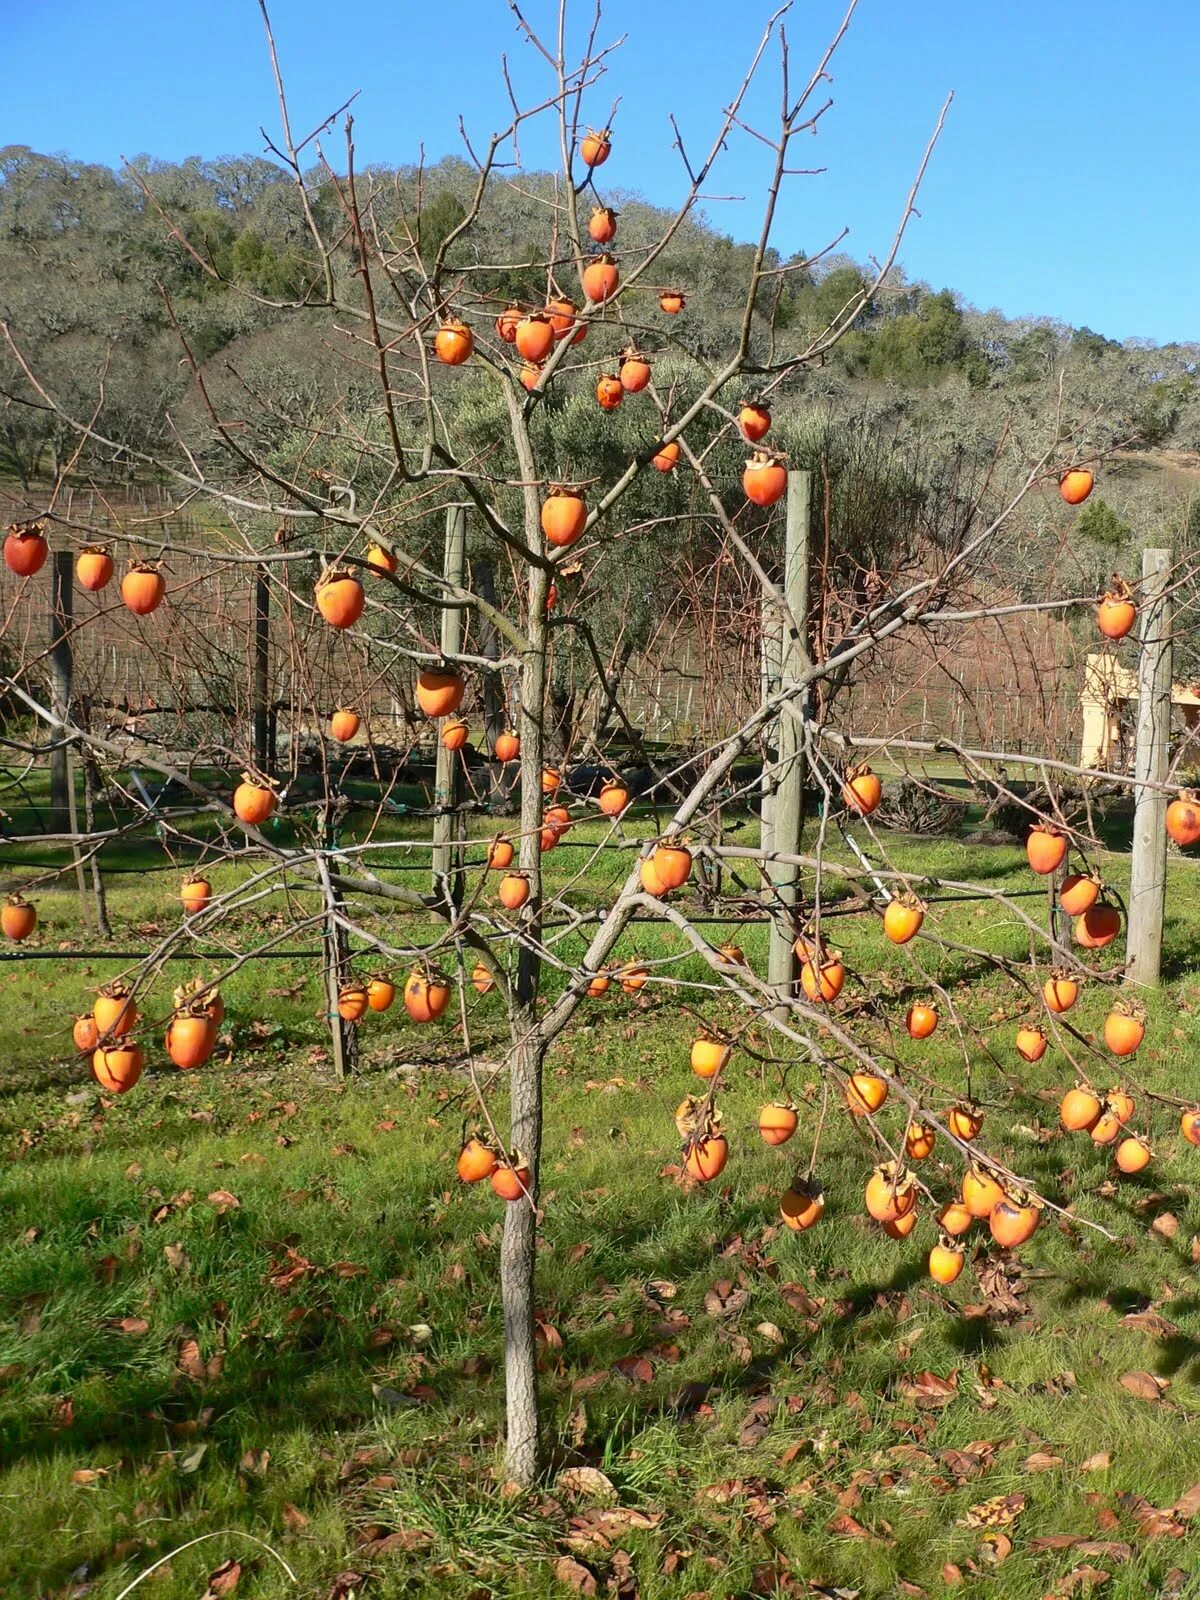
[554,1556,598,1594]
[557,1467,616,1501]
[1080,1453,1112,1472]
[979,1531,1012,1565]
[1023,1451,1064,1472]
[1119,1370,1169,1403]
[206,1189,240,1214]
[958,1492,1026,1529]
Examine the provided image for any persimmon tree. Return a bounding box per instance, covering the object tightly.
[4,0,1199,1491]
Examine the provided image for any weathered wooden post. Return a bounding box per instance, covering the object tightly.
[766,471,812,1010]
[431,506,466,906]
[1127,547,1172,986]
[759,608,782,859]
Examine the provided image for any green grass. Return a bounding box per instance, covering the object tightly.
[3,789,1200,1597]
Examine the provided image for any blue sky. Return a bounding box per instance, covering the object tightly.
[6,0,1197,345]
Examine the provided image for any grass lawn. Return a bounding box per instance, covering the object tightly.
[3,782,1200,1598]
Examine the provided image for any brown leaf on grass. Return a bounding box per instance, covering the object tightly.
[613,1355,654,1384]
[163,1243,189,1273]
[204,1559,242,1597]
[206,1189,240,1214]
[1121,1308,1179,1338]
[704,1280,748,1321]
[1172,1482,1200,1519]
[899,1370,959,1408]
[326,1573,367,1600]
[1118,1370,1168,1402]
[958,1492,1026,1529]
[1059,1568,1111,1594]
[825,1511,870,1538]
[1023,1451,1064,1472]
[1028,1537,1131,1560]
[281,1502,309,1531]
[1080,1453,1112,1472]
[939,1443,996,1480]
[554,1556,598,1595]
[71,1468,107,1484]
[1116,1492,1186,1538]
[94,1254,122,1285]
[1151,1212,1179,1239]
[115,1316,149,1336]
[239,1448,270,1478]
[557,1467,617,1501]
[941,1564,963,1586]
[738,1395,778,1449]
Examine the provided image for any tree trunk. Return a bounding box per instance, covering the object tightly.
[500,1031,545,1485]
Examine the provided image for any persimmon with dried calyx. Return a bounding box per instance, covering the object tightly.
[330,708,360,743]
[337,982,368,1023]
[841,763,882,816]
[798,947,845,1004]
[780,1180,824,1231]
[416,667,464,718]
[586,970,611,999]
[642,841,691,893]
[845,1070,888,1116]
[961,1165,1005,1219]
[94,982,137,1038]
[1089,1102,1124,1145]
[938,1199,974,1236]
[166,1007,216,1070]
[434,318,473,365]
[1115,1134,1151,1174]
[233,772,278,825]
[596,373,623,410]
[883,1209,919,1239]
[492,1155,532,1201]
[716,943,745,966]
[684,1132,728,1183]
[1015,1023,1048,1063]
[541,804,570,851]
[487,835,514,870]
[545,298,584,343]
[457,1138,498,1183]
[580,128,611,167]
[519,362,543,393]
[1106,1088,1135,1124]
[515,313,554,363]
[366,975,395,1012]
[1059,872,1101,916]
[541,766,562,795]
[947,1103,983,1142]
[1180,1109,1200,1146]
[742,452,787,508]
[989,1194,1040,1248]
[582,255,619,303]
[758,1103,798,1146]
[180,876,211,916]
[366,541,398,575]
[493,730,520,762]
[651,440,680,472]
[498,871,531,911]
[865,1161,916,1224]
[4,520,48,575]
[619,963,649,994]
[619,350,650,391]
[906,1122,937,1161]
[403,970,451,1023]
[1026,823,1067,875]
[541,487,588,548]
[929,1239,965,1285]
[1043,970,1079,1013]
[690,1034,730,1078]
[1,893,36,942]
[588,205,618,243]
[92,1040,143,1094]
[1060,1084,1102,1132]
[441,717,469,752]
[883,892,925,945]
[659,290,685,314]
[1097,577,1137,640]
[495,306,521,344]
[472,964,495,996]
[316,568,364,629]
[1074,901,1121,949]
[674,1096,701,1137]
[121,562,166,615]
[598,777,629,816]
[738,402,771,442]
[1166,790,1200,848]
[76,546,113,591]
[903,1001,938,1040]
[1103,999,1145,1057]
[73,1014,100,1053]
[1059,468,1094,505]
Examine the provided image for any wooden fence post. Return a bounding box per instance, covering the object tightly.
[1127,547,1172,986]
[766,471,812,1009]
[432,507,466,906]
